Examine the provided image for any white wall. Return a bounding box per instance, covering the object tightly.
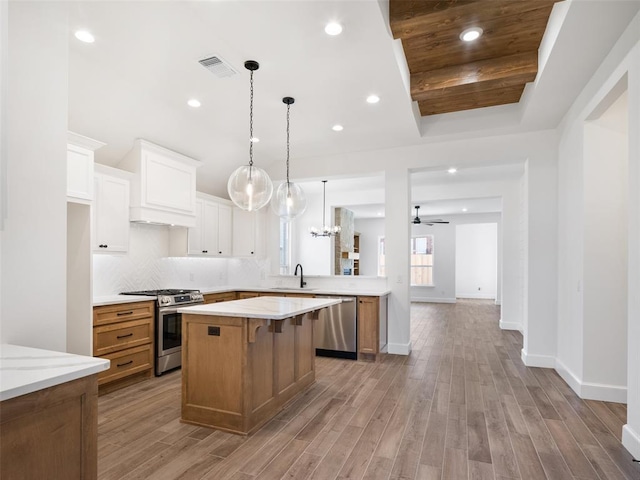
[555,10,639,457]
[1,2,68,350]
[354,217,383,277]
[583,99,628,392]
[455,223,498,299]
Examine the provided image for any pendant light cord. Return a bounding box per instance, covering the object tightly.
[249,69,254,168]
[322,181,327,227]
[286,103,291,184]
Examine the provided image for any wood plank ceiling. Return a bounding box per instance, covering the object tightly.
[389,0,559,116]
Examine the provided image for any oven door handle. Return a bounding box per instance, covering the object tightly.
[159,308,181,315]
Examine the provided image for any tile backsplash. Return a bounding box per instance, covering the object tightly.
[93,223,268,295]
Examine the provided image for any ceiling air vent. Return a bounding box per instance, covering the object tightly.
[198,55,237,78]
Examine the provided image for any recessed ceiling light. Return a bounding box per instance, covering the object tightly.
[187,99,201,108]
[460,27,483,42]
[325,22,343,36]
[366,95,380,104]
[332,125,344,132]
[74,30,95,43]
[462,208,468,212]
[250,137,260,143]
[447,167,457,174]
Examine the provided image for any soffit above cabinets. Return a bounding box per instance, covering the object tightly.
[389,0,559,116]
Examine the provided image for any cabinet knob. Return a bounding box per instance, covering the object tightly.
[219,251,222,254]
[202,250,207,253]
[251,251,254,255]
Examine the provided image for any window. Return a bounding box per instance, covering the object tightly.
[377,235,434,285]
[411,235,434,286]
[279,220,291,275]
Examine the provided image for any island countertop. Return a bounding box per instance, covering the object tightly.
[178,295,341,320]
[0,344,110,401]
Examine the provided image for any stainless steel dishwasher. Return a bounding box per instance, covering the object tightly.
[314,296,357,360]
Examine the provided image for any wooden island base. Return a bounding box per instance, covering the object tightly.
[181,310,318,435]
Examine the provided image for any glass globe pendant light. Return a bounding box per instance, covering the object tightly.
[227,60,273,211]
[271,97,306,220]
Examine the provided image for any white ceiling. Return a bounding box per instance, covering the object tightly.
[68,1,639,198]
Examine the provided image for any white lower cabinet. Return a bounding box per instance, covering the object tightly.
[93,167,130,253]
[170,193,232,256]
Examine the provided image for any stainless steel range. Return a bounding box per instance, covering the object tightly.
[121,289,204,376]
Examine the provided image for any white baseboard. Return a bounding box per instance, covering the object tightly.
[387,342,412,355]
[555,358,627,403]
[411,297,456,304]
[499,319,522,331]
[555,359,582,395]
[622,424,640,459]
[521,349,555,368]
[456,293,496,300]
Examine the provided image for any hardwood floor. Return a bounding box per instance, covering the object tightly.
[97,300,640,480]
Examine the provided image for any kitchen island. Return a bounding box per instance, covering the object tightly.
[178,296,340,435]
[0,344,109,479]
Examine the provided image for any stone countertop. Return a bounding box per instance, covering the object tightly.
[0,344,110,401]
[199,286,392,297]
[93,294,155,307]
[93,287,391,307]
[178,296,342,320]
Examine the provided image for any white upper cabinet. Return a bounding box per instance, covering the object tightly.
[232,208,265,257]
[169,193,233,257]
[67,132,105,204]
[93,165,131,253]
[118,139,202,227]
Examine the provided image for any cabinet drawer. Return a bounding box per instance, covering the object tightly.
[98,345,153,386]
[93,319,153,356]
[204,292,236,304]
[93,301,154,326]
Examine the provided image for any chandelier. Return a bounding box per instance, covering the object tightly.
[309,180,341,237]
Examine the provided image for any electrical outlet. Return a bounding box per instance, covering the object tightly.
[478,287,481,291]
[396,275,402,284]
[189,273,194,282]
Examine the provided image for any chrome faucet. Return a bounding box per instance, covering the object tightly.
[294,263,306,288]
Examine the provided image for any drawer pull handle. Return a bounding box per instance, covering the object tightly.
[116,333,134,339]
[117,311,134,316]
[117,360,133,367]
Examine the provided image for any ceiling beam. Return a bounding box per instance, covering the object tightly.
[418,84,525,116]
[411,51,538,102]
[390,0,556,41]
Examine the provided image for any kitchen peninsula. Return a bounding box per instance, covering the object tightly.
[178,296,341,435]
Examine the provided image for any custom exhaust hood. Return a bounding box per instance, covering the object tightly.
[117,139,202,228]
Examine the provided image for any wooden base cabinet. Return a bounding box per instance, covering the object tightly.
[357,295,388,360]
[0,375,99,480]
[92,301,154,394]
[181,312,315,435]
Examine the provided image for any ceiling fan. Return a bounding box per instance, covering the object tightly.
[412,206,449,226]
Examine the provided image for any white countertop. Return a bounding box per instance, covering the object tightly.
[179,296,342,320]
[0,344,110,401]
[200,286,391,297]
[93,294,155,306]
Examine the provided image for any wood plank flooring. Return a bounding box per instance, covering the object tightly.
[97,300,640,480]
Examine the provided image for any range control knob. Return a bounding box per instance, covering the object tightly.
[159,296,172,306]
